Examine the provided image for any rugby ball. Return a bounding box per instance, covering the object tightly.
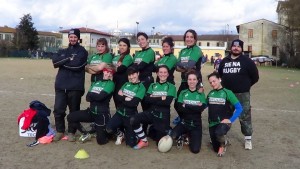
[158,135,173,153]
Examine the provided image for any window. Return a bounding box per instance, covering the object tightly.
[5,34,11,41]
[217,42,220,47]
[0,34,3,40]
[198,42,201,46]
[248,45,252,52]
[272,46,277,56]
[207,42,210,47]
[272,30,277,39]
[248,29,253,38]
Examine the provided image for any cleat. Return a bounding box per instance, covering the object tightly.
[217,146,227,157]
[53,132,64,142]
[133,140,149,150]
[115,132,124,145]
[79,133,92,143]
[27,140,39,147]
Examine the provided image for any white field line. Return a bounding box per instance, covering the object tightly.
[0,90,55,97]
[252,108,300,113]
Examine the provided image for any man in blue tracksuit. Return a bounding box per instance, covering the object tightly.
[51,28,88,141]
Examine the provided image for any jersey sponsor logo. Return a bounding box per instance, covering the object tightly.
[152,91,167,96]
[123,89,136,97]
[90,60,102,64]
[180,56,189,62]
[209,97,226,105]
[91,86,104,94]
[183,99,201,105]
[134,58,142,64]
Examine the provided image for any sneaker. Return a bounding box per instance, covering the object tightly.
[79,133,92,143]
[115,132,124,145]
[133,140,149,150]
[217,146,227,157]
[67,133,76,142]
[27,140,39,147]
[245,139,252,150]
[53,132,64,142]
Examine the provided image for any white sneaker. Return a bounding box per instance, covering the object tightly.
[115,132,124,145]
[245,139,252,150]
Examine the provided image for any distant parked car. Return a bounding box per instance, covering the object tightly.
[251,55,273,63]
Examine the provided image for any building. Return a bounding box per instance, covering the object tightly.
[37,31,62,52]
[236,19,288,59]
[277,1,288,27]
[0,26,15,41]
[0,25,62,52]
[60,27,113,54]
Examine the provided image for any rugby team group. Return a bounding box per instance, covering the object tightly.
[40,28,259,157]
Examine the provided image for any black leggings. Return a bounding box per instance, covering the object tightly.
[67,108,111,145]
[106,113,137,147]
[131,111,170,144]
[171,122,202,154]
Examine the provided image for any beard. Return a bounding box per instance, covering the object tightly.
[231,50,242,56]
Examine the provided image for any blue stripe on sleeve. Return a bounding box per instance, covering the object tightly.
[229,102,243,123]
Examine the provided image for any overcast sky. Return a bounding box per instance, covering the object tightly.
[0,0,279,35]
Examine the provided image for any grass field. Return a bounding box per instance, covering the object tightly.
[0,58,300,169]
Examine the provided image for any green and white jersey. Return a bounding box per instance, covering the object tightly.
[155,54,177,70]
[87,53,112,65]
[177,45,203,82]
[87,79,115,114]
[207,88,239,127]
[89,80,115,94]
[178,89,206,106]
[133,48,155,78]
[121,82,146,100]
[133,48,155,64]
[147,82,176,98]
[112,54,133,68]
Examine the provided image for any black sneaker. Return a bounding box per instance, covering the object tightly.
[27,140,39,147]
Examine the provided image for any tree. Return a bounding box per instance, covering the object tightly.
[282,0,300,67]
[13,14,39,50]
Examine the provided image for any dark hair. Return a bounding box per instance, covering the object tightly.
[118,38,131,63]
[156,65,169,73]
[127,65,139,75]
[137,32,148,39]
[97,38,109,53]
[162,36,174,48]
[183,29,198,44]
[207,71,221,79]
[186,69,199,79]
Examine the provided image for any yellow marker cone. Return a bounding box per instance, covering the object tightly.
[74,149,89,159]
